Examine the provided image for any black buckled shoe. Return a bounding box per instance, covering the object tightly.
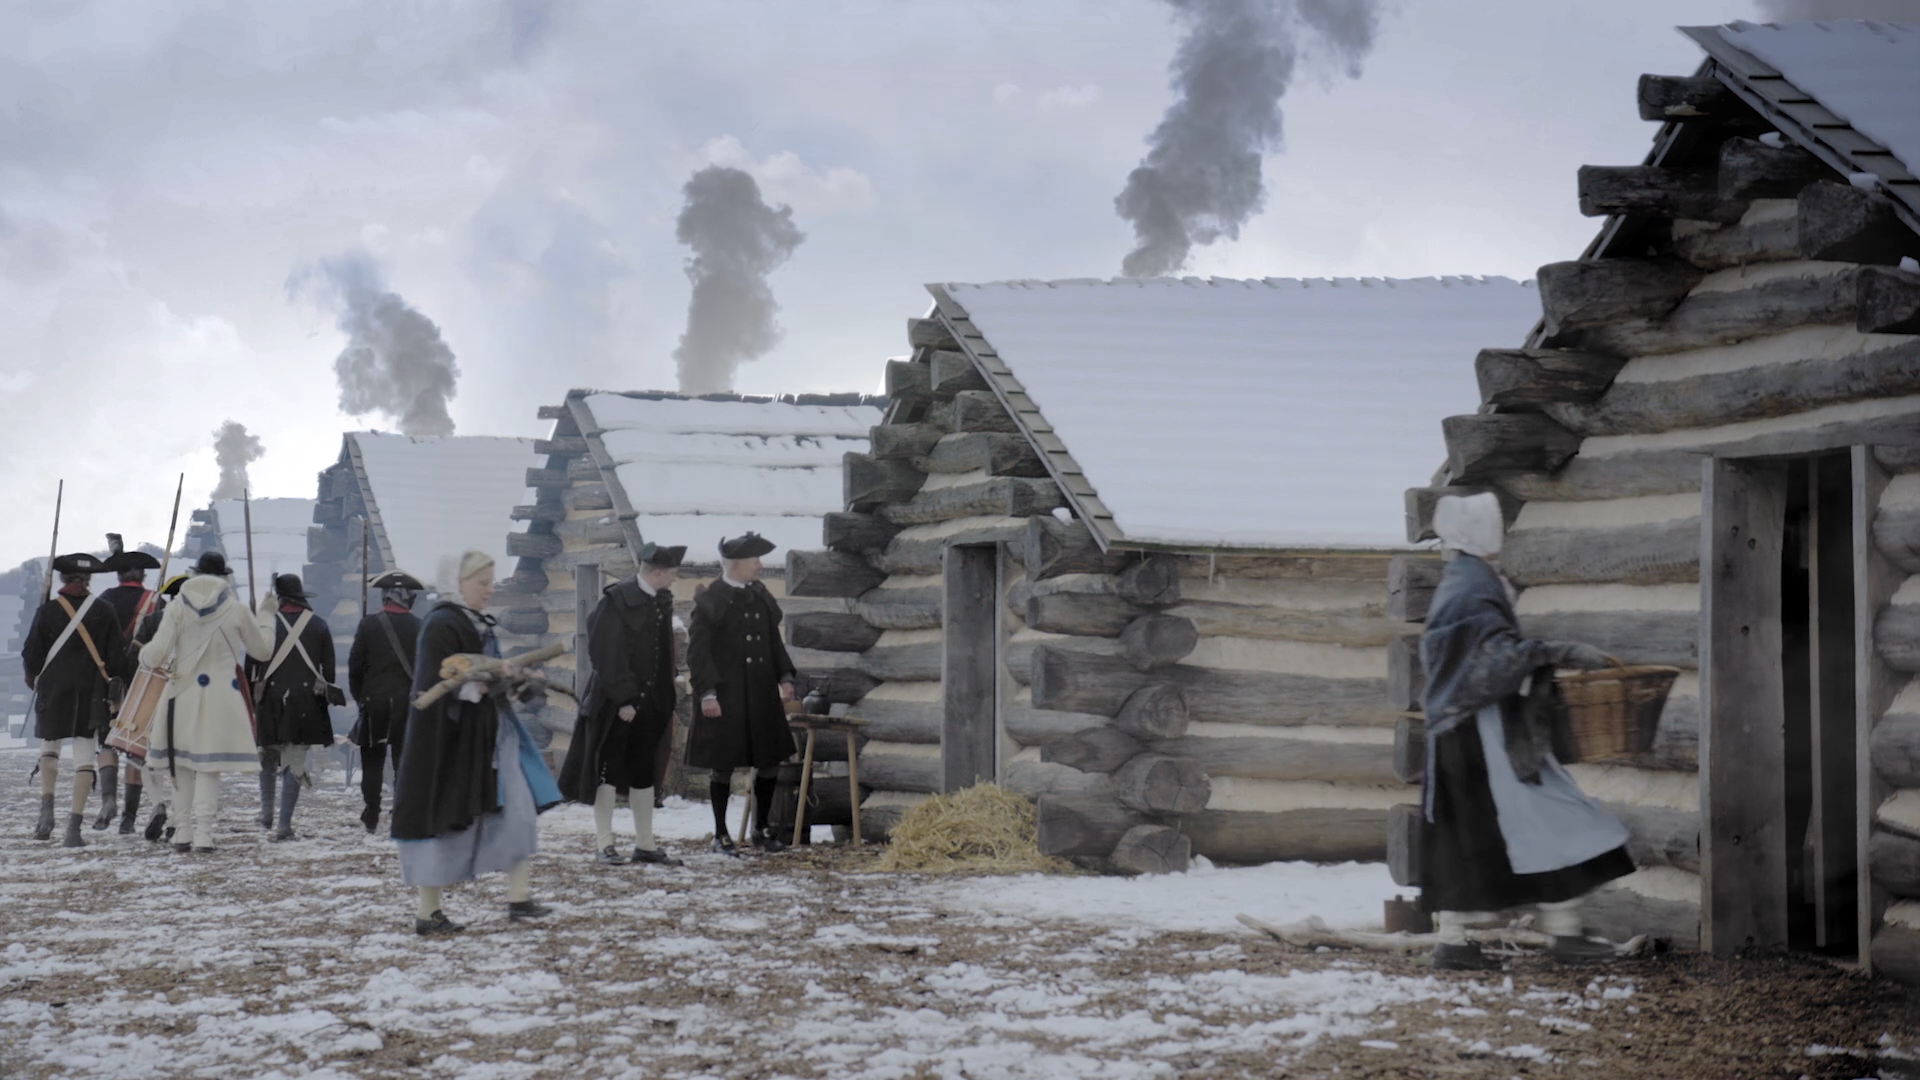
[507,900,553,922]
[144,806,169,843]
[360,805,380,834]
[596,845,630,866]
[750,830,788,854]
[1432,942,1502,971]
[1549,935,1616,963]
[415,910,464,936]
[631,847,684,867]
[710,834,741,858]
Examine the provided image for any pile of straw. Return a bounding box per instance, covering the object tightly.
[875,783,1076,875]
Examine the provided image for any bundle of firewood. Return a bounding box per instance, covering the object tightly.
[412,642,574,709]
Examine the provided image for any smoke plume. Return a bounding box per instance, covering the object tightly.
[290,252,460,436]
[1116,0,1387,278]
[211,420,263,501]
[671,166,805,395]
[1754,0,1920,16]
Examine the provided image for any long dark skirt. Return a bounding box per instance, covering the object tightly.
[1419,718,1636,914]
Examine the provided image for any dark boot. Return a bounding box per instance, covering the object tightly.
[61,812,86,849]
[359,804,380,834]
[507,899,553,921]
[119,785,143,834]
[271,769,299,842]
[258,766,277,830]
[750,829,788,854]
[33,795,56,841]
[1432,942,1501,971]
[92,769,119,830]
[143,803,169,843]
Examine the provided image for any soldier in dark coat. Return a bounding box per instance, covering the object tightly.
[21,552,131,847]
[91,538,161,831]
[686,533,797,855]
[121,573,186,838]
[348,571,424,834]
[559,543,688,867]
[252,574,339,841]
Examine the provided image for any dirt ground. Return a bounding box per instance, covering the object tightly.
[1,749,1916,1080]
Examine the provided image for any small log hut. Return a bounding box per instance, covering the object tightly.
[801,276,1541,870]
[1398,21,1920,970]
[498,389,880,792]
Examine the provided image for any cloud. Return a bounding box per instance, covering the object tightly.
[695,135,875,215]
[992,83,1103,110]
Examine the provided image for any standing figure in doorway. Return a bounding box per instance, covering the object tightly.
[139,552,274,853]
[1418,493,1635,970]
[21,553,131,846]
[252,574,339,841]
[391,550,562,936]
[559,543,688,867]
[686,533,797,856]
[348,571,424,834]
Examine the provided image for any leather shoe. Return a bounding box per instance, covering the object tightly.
[710,835,740,858]
[507,900,553,921]
[360,805,379,834]
[415,910,464,936]
[750,830,788,854]
[632,847,684,867]
[596,845,629,866]
[143,806,169,843]
[1432,942,1502,971]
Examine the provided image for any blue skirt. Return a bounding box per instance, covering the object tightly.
[397,712,539,888]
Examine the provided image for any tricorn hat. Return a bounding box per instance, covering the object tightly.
[160,573,190,597]
[370,570,426,591]
[192,551,232,576]
[274,573,315,599]
[51,552,108,575]
[639,542,687,569]
[104,549,161,573]
[718,532,775,560]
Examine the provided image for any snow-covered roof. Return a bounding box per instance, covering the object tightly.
[348,433,536,585]
[206,497,315,592]
[930,277,1541,551]
[576,394,880,559]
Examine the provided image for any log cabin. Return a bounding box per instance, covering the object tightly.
[802,276,1541,869]
[188,496,318,599]
[1400,20,1920,970]
[498,389,881,785]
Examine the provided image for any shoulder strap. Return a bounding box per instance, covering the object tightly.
[262,610,316,683]
[53,595,112,683]
[377,614,415,681]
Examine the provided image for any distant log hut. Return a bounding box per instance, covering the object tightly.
[1405,23,1920,967]
[499,390,881,791]
[817,277,1540,867]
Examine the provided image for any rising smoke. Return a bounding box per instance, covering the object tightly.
[671,166,805,395]
[211,420,263,501]
[1754,0,1920,16]
[1115,0,1387,278]
[290,252,460,436]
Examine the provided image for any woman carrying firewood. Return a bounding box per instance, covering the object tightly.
[1418,492,1635,970]
[391,550,562,936]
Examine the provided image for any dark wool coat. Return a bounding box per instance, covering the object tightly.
[685,579,796,772]
[253,604,337,747]
[22,588,131,741]
[392,604,562,840]
[347,609,422,748]
[100,583,155,641]
[558,578,674,801]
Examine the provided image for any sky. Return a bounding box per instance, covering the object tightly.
[0,0,1876,564]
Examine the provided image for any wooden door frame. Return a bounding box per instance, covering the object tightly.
[1855,446,1898,972]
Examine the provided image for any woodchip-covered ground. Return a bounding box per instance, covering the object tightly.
[1,749,1916,1080]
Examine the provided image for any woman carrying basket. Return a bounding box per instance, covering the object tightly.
[1419,493,1636,970]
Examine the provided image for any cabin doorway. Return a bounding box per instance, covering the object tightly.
[942,544,1002,791]
[1702,453,1861,957]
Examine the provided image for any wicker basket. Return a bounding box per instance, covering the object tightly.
[1555,665,1681,764]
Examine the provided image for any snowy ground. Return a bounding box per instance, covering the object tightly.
[1,749,1914,1080]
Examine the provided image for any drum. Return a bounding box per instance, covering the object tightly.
[107,663,170,758]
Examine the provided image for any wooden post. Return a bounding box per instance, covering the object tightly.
[791,728,817,848]
[1856,446,1898,972]
[845,728,862,845]
[1701,456,1789,955]
[942,544,998,792]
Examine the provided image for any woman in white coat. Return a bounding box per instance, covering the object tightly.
[140,552,273,852]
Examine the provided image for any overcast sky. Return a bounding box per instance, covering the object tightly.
[0,0,1867,564]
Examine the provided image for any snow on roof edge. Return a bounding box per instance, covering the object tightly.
[939,275,1537,292]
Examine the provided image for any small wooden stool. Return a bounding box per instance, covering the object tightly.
[788,713,869,847]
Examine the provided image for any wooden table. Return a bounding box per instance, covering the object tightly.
[788,713,869,847]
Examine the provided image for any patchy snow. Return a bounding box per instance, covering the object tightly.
[1720,20,1920,176]
[940,277,1539,549]
[350,432,537,583]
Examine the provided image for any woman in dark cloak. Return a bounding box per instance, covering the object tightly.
[1419,493,1636,970]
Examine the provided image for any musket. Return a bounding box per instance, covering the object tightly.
[138,473,186,623]
[42,479,63,603]
[359,515,370,619]
[243,486,257,611]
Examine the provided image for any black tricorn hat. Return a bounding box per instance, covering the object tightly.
[51,553,108,575]
[274,573,316,599]
[639,543,687,569]
[161,574,189,597]
[104,550,161,573]
[192,551,232,576]
[370,570,425,591]
[718,532,775,560]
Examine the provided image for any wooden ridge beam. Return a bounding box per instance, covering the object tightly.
[1637,74,1739,121]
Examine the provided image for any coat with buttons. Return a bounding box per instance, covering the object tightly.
[684,578,797,771]
[140,575,274,773]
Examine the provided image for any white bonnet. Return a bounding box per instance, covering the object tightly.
[1433,492,1504,558]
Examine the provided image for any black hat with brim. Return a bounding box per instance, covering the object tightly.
[274,573,316,599]
[370,570,426,591]
[192,551,232,576]
[51,553,109,575]
[639,543,687,569]
[161,574,190,597]
[718,533,775,560]
[104,550,162,573]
